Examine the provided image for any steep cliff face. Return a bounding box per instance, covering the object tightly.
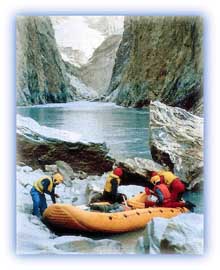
[16,16,76,106]
[80,35,122,95]
[107,16,203,115]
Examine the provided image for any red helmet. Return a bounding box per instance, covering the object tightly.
[151,171,158,177]
[113,167,123,177]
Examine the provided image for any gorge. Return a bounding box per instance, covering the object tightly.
[16,15,204,254]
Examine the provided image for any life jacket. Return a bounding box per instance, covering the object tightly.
[158,171,177,185]
[104,172,121,193]
[153,183,171,203]
[33,176,53,194]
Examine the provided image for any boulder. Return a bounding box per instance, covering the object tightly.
[85,182,103,204]
[149,101,203,189]
[116,157,164,186]
[45,164,57,174]
[55,160,75,187]
[16,212,56,254]
[16,115,115,175]
[52,236,123,254]
[140,213,203,255]
[118,157,163,176]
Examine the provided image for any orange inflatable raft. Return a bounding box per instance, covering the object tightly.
[43,192,188,233]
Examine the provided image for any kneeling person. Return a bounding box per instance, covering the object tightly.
[151,170,185,202]
[102,167,127,204]
[145,175,195,211]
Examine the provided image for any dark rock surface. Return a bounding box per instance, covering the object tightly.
[106,16,203,116]
[16,16,77,106]
[116,157,163,187]
[17,136,114,175]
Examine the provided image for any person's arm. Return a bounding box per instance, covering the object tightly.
[41,179,56,203]
[110,178,118,201]
[145,187,151,195]
[50,187,56,203]
[145,180,154,190]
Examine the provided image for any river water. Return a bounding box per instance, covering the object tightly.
[17,101,203,253]
[17,101,151,160]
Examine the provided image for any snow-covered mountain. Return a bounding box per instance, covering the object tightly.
[50,16,124,67]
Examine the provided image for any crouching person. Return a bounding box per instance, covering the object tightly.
[30,173,64,217]
[151,170,186,202]
[144,175,195,211]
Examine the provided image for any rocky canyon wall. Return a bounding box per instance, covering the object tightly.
[106,16,203,116]
[16,16,77,106]
[80,35,122,95]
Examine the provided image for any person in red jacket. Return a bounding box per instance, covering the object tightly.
[150,170,186,202]
[144,175,195,211]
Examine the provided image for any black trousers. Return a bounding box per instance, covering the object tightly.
[102,191,127,204]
